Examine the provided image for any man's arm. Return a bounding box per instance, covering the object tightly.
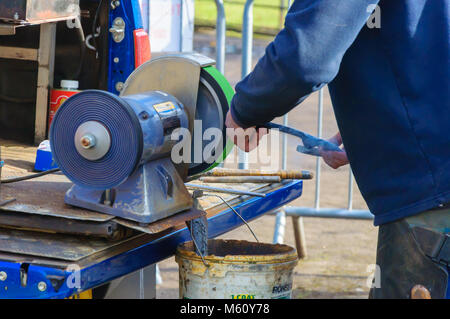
[230,0,380,127]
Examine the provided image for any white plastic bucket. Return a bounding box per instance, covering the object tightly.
[176,239,298,299]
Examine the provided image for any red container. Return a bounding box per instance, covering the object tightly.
[48,81,80,133]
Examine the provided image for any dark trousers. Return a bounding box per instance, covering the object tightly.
[369,209,449,299]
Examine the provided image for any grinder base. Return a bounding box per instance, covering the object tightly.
[65,158,194,224]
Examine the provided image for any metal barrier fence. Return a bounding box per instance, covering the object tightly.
[214,0,226,74]
[199,0,289,36]
[212,0,373,259]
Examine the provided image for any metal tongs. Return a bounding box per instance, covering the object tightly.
[259,122,343,157]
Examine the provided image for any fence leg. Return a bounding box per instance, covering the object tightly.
[238,0,255,170]
[156,264,163,285]
[273,209,286,244]
[241,0,254,78]
[292,216,307,259]
[214,0,226,74]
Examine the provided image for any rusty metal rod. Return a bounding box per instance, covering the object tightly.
[199,176,282,184]
[185,184,266,197]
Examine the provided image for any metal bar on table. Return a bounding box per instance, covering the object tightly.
[199,176,281,184]
[185,183,266,197]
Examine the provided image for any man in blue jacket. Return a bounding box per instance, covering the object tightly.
[225,0,449,298]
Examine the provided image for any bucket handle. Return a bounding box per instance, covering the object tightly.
[202,193,260,243]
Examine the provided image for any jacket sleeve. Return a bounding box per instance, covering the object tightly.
[231,0,380,127]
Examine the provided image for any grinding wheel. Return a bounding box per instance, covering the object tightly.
[50,90,144,189]
[190,67,234,175]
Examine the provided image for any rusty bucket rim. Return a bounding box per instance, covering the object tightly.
[176,239,298,264]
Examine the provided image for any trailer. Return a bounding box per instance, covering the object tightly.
[0,145,303,298]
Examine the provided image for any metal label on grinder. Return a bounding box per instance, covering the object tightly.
[153,101,181,137]
[153,101,176,114]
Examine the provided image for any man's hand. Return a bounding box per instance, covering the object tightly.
[225,111,268,152]
[226,111,349,169]
[321,132,349,169]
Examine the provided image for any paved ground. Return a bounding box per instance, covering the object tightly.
[157,31,378,299]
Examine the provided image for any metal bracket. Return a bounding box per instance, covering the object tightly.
[109,17,125,43]
[186,194,209,260]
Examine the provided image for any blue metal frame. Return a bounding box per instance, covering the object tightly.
[447,267,450,299]
[108,0,143,94]
[0,181,303,299]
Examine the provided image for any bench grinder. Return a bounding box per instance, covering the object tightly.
[50,54,234,224]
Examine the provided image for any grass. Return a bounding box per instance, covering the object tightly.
[195,0,288,38]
